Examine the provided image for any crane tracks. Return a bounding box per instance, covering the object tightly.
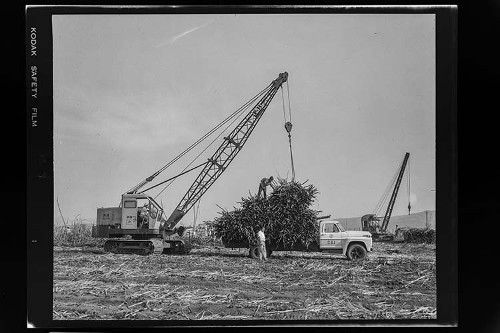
[104,238,164,255]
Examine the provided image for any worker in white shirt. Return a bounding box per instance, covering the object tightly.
[257,226,267,261]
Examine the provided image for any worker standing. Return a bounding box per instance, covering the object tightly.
[258,176,274,199]
[257,226,268,261]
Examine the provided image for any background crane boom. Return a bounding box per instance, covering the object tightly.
[380,152,410,232]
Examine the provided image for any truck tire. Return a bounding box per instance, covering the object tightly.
[249,246,272,259]
[249,246,259,259]
[347,243,367,261]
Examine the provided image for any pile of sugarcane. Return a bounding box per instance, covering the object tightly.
[395,227,436,244]
[213,178,319,248]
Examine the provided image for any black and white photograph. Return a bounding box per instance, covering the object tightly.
[26,5,457,327]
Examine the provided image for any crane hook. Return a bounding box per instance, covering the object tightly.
[284,121,295,181]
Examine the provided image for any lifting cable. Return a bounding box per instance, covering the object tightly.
[281,81,295,181]
[193,199,201,229]
[140,161,209,194]
[128,83,272,194]
[373,161,401,217]
[154,85,269,175]
[150,83,274,199]
[153,100,250,199]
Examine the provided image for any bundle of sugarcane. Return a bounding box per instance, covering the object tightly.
[395,227,436,244]
[213,178,319,248]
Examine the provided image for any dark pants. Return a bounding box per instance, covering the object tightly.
[258,186,267,198]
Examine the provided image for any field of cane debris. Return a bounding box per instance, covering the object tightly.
[53,235,436,321]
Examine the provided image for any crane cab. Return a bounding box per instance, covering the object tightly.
[120,194,163,230]
[92,194,164,238]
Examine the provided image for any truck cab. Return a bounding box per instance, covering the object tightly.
[319,220,373,260]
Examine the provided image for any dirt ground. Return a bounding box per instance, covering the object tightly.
[53,242,436,321]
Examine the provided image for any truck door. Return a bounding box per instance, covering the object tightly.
[319,222,342,250]
[121,199,138,230]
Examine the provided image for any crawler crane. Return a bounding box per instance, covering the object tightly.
[361,152,411,241]
[92,72,290,255]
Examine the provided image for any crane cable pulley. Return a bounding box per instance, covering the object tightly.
[281,81,295,181]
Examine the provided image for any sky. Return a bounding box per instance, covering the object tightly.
[53,14,435,227]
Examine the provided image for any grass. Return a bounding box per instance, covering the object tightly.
[54,218,105,248]
[52,216,436,321]
[54,216,225,249]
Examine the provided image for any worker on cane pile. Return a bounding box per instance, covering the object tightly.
[258,176,274,199]
[257,226,268,261]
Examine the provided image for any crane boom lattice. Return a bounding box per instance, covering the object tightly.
[380,152,410,232]
[165,72,288,229]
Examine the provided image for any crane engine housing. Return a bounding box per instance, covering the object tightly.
[92,194,189,255]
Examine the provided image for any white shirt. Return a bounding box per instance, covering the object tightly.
[257,230,266,244]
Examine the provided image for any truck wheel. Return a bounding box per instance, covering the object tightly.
[347,244,367,261]
[249,246,259,259]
